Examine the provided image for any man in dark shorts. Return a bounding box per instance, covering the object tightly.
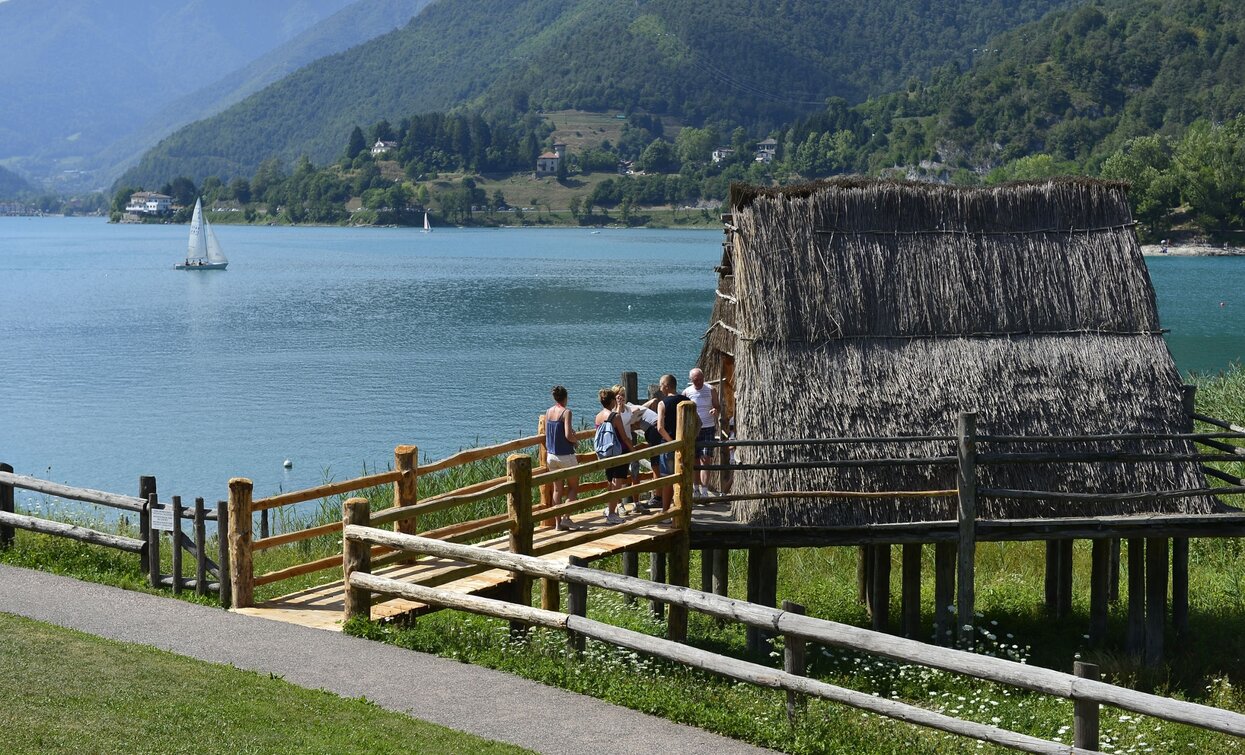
[654,373,691,513]
[683,367,720,498]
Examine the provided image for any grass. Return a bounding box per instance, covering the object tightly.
[9,368,1245,752]
[0,612,529,755]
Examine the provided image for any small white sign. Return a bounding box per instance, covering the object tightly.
[150,506,174,532]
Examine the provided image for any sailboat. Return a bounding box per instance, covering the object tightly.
[422,211,431,233]
[175,198,228,270]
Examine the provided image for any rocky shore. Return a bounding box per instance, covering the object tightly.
[1140,243,1245,257]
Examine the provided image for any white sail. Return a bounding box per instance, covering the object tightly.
[423,212,431,232]
[186,199,206,261]
[204,217,228,265]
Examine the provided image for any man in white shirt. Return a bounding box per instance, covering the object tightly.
[682,367,720,497]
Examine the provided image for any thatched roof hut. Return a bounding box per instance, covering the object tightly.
[707,177,1223,527]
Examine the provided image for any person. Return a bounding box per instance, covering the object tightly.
[544,385,579,531]
[654,374,691,513]
[594,387,633,524]
[629,384,664,512]
[682,367,720,498]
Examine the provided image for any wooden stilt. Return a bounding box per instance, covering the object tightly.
[857,545,869,604]
[1108,539,1121,603]
[712,548,729,596]
[871,544,891,634]
[934,542,955,646]
[1089,539,1110,647]
[649,552,666,620]
[901,543,921,640]
[701,549,715,593]
[1125,537,1145,657]
[1044,540,1059,614]
[1057,539,1074,620]
[1172,537,1189,638]
[1145,537,1168,666]
[956,412,977,649]
[746,546,778,653]
[621,551,638,606]
[566,556,587,653]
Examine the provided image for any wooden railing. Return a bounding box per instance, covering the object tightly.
[341,531,1245,753]
[226,399,700,621]
[0,466,229,604]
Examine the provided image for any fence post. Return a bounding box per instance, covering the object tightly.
[712,548,730,596]
[783,600,807,724]
[194,497,207,597]
[667,400,697,642]
[0,462,14,549]
[171,495,183,595]
[139,475,156,573]
[227,478,254,608]
[1145,536,1168,666]
[216,500,231,608]
[146,493,160,588]
[649,552,666,619]
[934,542,956,645]
[956,411,978,649]
[506,454,534,635]
[1073,661,1101,750]
[870,544,891,633]
[566,555,588,653]
[1126,538,1145,657]
[394,445,419,536]
[1090,538,1110,647]
[343,496,371,622]
[901,543,921,639]
[621,551,639,605]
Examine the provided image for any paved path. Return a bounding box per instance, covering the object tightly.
[0,565,773,755]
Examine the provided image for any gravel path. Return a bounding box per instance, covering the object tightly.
[0,564,774,755]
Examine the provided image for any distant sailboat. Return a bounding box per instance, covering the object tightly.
[175,198,228,270]
[422,212,432,233]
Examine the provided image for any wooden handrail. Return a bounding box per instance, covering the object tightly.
[253,470,402,512]
[417,434,545,474]
[254,543,393,587]
[0,510,145,553]
[370,480,514,526]
[253,520,340,551]
[1193,412,1245,434]
[538,477,666,523]
[0,471,145,513]
[979,485,1245,502]
[531,440,678,486]
[697,489,957,503]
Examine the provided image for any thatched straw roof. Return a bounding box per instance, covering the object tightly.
[714,177,1222,527]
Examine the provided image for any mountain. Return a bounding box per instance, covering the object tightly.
[0,165,34,198]
[855,0,1245,173]
[0,0,363,186]
[91,0,436,188]
[119,0,1076,188]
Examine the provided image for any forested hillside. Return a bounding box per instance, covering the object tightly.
[120,0,1073,187]
[0,165,33,198]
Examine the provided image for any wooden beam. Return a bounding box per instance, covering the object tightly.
[902,543,922,640]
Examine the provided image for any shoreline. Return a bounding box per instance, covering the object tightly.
[1141,243,1245,257]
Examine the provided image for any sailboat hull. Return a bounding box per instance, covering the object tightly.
[174,261,228,270]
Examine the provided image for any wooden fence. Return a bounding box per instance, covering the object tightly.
[0,465,229,604]
[342,529,1245,754]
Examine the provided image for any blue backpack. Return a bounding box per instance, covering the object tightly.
[594,413,624,458]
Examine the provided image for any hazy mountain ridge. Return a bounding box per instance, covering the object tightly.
[119,0,1076,187]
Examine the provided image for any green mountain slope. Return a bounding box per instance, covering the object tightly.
[0,165,34,198]
[120,0,1074,187]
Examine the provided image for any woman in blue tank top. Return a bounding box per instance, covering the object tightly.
[544,385,579,531]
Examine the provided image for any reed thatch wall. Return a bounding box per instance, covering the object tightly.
[717,177,1220,527]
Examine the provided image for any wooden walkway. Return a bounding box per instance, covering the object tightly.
[235,507,676,631]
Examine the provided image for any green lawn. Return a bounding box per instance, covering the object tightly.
[0,612,529,755]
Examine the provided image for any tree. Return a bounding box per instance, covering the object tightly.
[636,139,678,174]
[345,125,367,160]
[675,126,718,165]
[1101,135,1179,237]
[1173,117,1245,232]
[568,196,582,222]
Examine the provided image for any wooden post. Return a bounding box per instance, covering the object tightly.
[1145,536,1168,666]
[1173,537,1189,638]
[259,508,269,540]
[1044,540,1059,614]
[622,551,639,605]
[342,497,371,622]
[668,400,697,642]
[901,543,921,639]
[857,546,869,604]
[1126,537,1145,657]
[1058,539,1074,620]
[1089,539,1110,647]
[934,542,956,646]
[566,555,587,653]
[620,371,638,405]
[194,498,207,597]
[712,548,729,596]
[139,475,156,573]
[1073,661,1101,751]
[782,600,807,724]
[0,462,14,549]
[146,493,160,588]
[871,544,891,634]
[746,546,778,653]
[394,445,419,536]
[506,454,534,635]
[1108,539,1121,603]
[956,411,978,649]
[649,552,666,619]
[171,495,183,595]
[227,478,254,609]
[216,500,231,608]
[701,549,715,592]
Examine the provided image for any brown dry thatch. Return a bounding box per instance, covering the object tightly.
[711,177,1222,527]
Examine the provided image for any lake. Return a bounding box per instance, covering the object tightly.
[2,217,1244,507]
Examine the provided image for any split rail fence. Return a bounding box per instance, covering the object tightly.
[0,465,229,603]
[341,528,1245,754]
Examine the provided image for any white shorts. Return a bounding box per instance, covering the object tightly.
[546,452,578,471]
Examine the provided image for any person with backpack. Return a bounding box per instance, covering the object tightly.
[594,387,633,525]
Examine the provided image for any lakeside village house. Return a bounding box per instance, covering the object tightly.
[535,142,567,177]
[124,191,173,220]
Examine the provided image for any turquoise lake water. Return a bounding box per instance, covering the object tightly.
[2,216,1244,507]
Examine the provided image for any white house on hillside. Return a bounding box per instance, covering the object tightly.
[371,140,398,157]
[535,142,567,176]
[125,192,173,214]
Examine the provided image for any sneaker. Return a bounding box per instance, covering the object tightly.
[633,501,653,513]
[556,517,578,531]
[604,512,625,525]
